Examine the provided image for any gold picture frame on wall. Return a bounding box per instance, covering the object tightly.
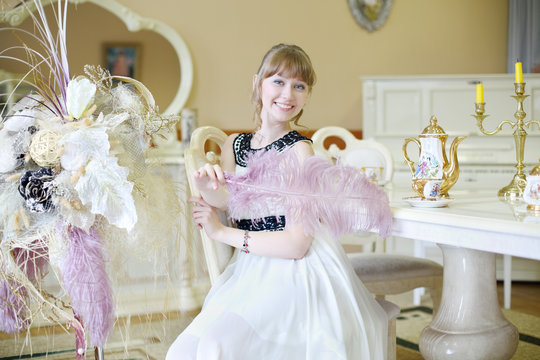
[103,42,141,79]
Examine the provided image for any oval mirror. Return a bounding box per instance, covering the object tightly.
[0,0,193,115]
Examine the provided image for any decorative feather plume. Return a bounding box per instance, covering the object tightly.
[0,241,48,333]
[73,313,87,360]
[226,149,392,238]
[61,225,114,348]
[12,241,49,281]
[0,0,71,118]
[0,278,29,333]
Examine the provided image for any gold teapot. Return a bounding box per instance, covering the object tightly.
[402,116,466,198]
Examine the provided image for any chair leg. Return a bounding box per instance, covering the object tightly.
[375,296,398,360]
[387,316,396,360]
[413,240,428,306]
[413,287,424,306]
[503,255,512,309]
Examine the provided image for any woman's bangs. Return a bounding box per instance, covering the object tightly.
[264,53,314,86]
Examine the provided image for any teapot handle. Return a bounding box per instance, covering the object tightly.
[403,137,421,174]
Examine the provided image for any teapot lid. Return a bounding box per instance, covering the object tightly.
[420,116,447,137]
[530,159,540,176]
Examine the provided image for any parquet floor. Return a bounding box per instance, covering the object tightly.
[497,281,540,317]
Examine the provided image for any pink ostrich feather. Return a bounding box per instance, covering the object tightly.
[0,278,29,333]
[226,149,392,238]
[73,313,87,360]
[62,225,114,348]
[0,241,49,333]
[12,241,49,281]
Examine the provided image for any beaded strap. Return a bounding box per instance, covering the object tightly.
[242,230,250,254]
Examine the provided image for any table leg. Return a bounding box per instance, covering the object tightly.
[419,245,519,360]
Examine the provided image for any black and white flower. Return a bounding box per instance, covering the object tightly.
[18,168,56,213]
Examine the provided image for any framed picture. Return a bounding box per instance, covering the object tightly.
[103,43,141,79]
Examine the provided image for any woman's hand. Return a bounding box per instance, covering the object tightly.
[189,196,224,238]
[193,163,227,191]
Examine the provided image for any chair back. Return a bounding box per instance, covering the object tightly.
[312,126,393,186]
[312,126,394,252]
[184,126,232,284]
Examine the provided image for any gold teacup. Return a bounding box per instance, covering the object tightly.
[361,166,383,184]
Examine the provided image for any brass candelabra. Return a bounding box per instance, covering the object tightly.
[473,82,540,198]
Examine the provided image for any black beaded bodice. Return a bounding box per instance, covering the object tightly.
[231,130,311,232]
[235,216,286,232]
[233,130,311,167]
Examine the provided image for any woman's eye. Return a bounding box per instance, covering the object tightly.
[273,80,284,85]
[295,84,306,90]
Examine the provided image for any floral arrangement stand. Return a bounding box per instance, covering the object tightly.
[0,1,183,358]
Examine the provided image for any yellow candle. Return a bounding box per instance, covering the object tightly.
[515,61,523,83]
[476,83,484,103]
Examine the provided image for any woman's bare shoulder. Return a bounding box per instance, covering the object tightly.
[221,133,240,172]
[290,139,315,161]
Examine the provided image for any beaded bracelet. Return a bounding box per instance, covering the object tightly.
[242,230,250,254]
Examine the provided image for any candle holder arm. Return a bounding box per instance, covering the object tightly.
[525,120,540,130]
[474,115,515,136]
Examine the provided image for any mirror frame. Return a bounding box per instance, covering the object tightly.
[1,0,193,115]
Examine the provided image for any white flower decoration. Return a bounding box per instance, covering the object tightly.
[60,127,110,171]
[0,130,19,173]
[4,109,36,132]
[75,156,137,231]
[95,112,130,129]
[66,76,96,119]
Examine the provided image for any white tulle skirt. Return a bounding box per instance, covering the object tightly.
[166,229,388,359]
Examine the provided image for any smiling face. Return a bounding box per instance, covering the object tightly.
[259,74,309,125]
[251,44,316,128]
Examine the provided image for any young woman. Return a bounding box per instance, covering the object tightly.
[166,43,389,359]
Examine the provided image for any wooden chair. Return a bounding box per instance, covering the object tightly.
[184,126,400,360]
[312,126,443,313]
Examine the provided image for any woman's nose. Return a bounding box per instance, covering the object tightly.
[281,84,293,98]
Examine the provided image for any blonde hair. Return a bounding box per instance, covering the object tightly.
[251,44,317,128]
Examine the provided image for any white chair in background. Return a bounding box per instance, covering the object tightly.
[312,126,443,313]
[185,126,400,360]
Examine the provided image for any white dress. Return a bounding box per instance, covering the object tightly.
[166,132,388,359]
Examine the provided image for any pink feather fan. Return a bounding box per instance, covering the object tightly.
[226,149,392,238]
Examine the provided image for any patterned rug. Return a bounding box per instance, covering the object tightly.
[0,312,195,360]
[396,306,540,360]
[1,308,538,359]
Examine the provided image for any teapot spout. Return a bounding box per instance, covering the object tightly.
[442,136,466,195]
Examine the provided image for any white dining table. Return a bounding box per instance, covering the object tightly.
[388,187,540,360]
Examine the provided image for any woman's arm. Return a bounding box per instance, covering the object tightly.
[192,133,237,210]
[190,196,312,259]
[191,140,316,259]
